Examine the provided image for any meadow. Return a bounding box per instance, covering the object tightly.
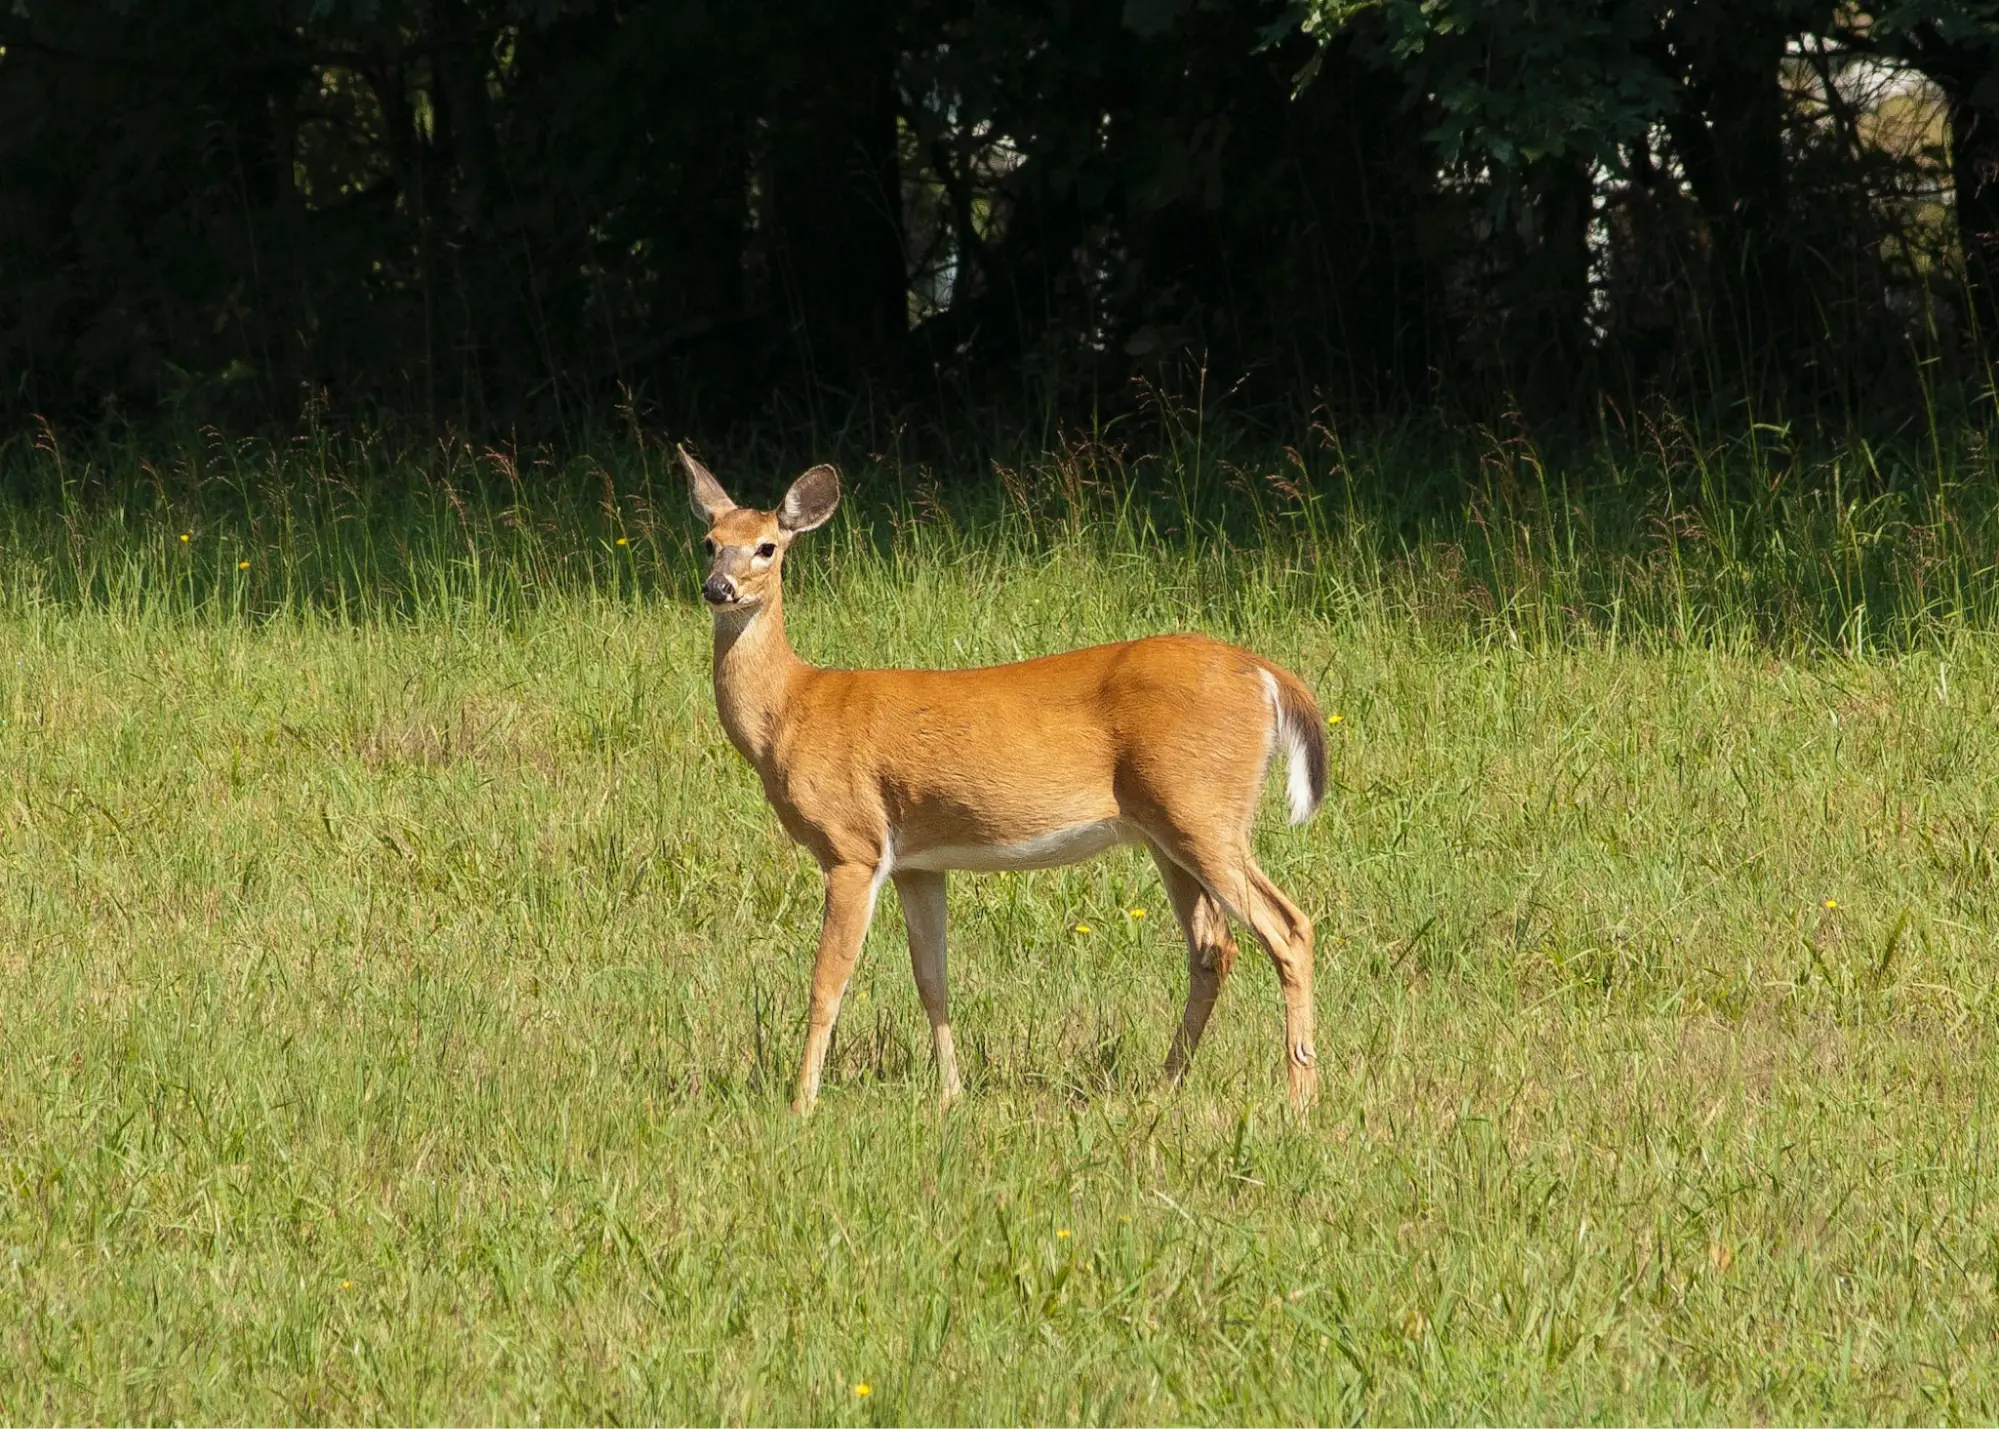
[3,414,1999,1423]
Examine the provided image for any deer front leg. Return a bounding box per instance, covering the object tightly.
[893,869,963,1105]
[794,863,882,1116]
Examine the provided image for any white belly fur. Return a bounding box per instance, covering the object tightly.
[896,819,1136,873]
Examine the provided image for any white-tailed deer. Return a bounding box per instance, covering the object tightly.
[683,448,1327,1113]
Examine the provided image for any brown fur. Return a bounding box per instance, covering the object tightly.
[683,448,1326,1113]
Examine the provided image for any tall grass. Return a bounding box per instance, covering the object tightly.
[6,402,1999,649]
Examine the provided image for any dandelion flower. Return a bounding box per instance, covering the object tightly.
[237,560,250,570]
[1074,923,1092,934]
[1823,898,1839,910]
[1056,1228,1071,1240]
[616,537,629,546]
[339,1279,352,1290]
[1328,713,1344,726]
[853,1383,871,1398]
[178,532,191,543]
[1126,907,1147,919]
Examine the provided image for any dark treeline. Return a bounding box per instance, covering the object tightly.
[2,0,1997,439]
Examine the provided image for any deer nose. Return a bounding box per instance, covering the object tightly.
[702,573,737,605]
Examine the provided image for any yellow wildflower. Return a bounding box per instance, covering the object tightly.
[1823,899,1839,910]
[854,1383,871,1398]
[1074,923,1092,934]
[1056,1228,1071,1239]
[178,532,191,543]
[1126,907,1147,919]
[1328,713,1344,726]
[616,537,629,546]
[237,560,250,570]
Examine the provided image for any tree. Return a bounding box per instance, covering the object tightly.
[1865,1,1999,347]
[0,0,1984,431]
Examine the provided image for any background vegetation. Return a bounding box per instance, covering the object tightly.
[3,0,1999,434]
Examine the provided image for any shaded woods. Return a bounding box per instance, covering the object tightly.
[2,0,1997,437]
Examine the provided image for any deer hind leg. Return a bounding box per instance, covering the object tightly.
[892,869,963,1105]
[794,862,884,1116]
[1155,837,1317,1110]
[1150,844,1240,1086]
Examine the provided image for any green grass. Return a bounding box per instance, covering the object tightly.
[4,420,1999,1422]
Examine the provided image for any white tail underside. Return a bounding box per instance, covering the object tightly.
[1261,670,1316,826]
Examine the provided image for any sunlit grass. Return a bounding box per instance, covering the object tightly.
[3,419,1999,1421]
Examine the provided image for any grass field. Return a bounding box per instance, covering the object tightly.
[4,420,1999,1422]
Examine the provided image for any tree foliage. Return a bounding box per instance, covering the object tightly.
[0,0,1991,430]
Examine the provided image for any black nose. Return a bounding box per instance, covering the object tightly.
[702,573,736,604]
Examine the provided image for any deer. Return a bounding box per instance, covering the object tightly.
[681,447,1328,1115]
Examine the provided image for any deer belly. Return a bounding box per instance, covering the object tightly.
[897,819,1135,873]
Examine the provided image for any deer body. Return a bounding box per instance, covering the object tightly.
[686,449,1326,1113]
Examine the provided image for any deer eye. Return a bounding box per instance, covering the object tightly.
[756,542,776,559]
[702,537,717,556]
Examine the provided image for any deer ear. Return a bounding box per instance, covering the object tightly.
[778,464,840,533]
[679,445,736,523]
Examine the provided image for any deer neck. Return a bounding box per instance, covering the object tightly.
[710,587,806,767]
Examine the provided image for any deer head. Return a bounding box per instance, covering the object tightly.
[680,445,840,612]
